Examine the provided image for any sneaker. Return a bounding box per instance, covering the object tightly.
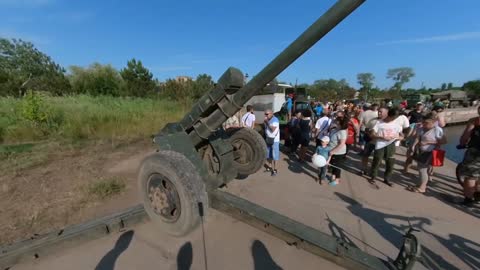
[271,169,278,176]
[264,167,272,173]
[328,181,337,186]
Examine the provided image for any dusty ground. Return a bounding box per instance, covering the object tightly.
[0,139,152,245]
[3,141,480,270]
[11,145,480,270]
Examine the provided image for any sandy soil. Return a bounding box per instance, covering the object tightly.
[0,139,153,245]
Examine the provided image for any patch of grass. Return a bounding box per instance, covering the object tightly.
[87,177,126,199]
[0,94,188,144]
[0,142,53,173]
[0,143,35,155]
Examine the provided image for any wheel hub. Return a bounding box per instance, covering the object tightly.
[147,174,181,222]
[232,138,254,164]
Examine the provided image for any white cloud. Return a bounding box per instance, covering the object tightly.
[377,31,480,46]
[0,0,55,7]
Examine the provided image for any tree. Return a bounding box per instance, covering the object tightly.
[0,38,70,96]
[386,67,415,91]
[357,72,375,101]
[441,83,447,91]
[447,82,453,89]
[192,74,214,99]
[69,63,124,96]
[463,80,480,97]
[160,78,193,105]
[309,78,355,102]
[120,58,156,97]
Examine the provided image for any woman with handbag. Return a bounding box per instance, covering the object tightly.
[407,115,447,193]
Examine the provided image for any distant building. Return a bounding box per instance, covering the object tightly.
[175,76,193,83]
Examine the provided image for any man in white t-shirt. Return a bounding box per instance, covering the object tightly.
[264,109,280,176]
[314,108,331,147]
[369,107,403,186]
[241,105,256,128]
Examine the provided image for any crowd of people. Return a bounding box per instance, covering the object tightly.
[223,99,480,207]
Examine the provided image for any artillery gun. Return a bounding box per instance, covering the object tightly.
[138,0,421,269]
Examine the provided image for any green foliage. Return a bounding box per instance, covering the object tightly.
[192,74,214,99]
[357,72,375,101]
[309,78,355,101]
[69,63,124,96]
[160,78,194,105]
[0,38,70,96]
[87,177,126,199]
[0,95,187,143]
[463,80,480,97]
[120,58,156,97]
[20,90,50,124]
[387,67,415,91]
[16,90,64,135]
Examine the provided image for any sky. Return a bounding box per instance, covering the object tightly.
[1,0,480,90]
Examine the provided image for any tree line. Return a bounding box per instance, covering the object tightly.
[0,38,214,102]
[1,38,480,102]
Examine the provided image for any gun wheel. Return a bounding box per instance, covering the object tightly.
[228,128,267,175]
[138,150,207,236]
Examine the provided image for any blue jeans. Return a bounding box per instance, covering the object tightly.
[266,142,280,161]
[318,166,327,180]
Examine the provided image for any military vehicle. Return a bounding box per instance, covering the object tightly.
[404,94,430,108]
[431,90,469,108]
[138,0,420,269]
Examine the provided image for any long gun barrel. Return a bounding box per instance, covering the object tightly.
[175,0,366,147]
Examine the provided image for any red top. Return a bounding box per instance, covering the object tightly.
[346,118,359,145]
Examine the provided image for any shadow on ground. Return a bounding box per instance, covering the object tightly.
[177,242,193,270]
[95,230,134,270]
[335,192,480,270]
[251,239,283,270]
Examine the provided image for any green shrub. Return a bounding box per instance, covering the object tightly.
[18,90,64,132]
[87,177,126,199]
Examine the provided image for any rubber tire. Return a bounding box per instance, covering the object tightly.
[228,128,267,175]
[138,150,207,236]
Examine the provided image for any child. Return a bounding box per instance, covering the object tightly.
[315,136,331,184]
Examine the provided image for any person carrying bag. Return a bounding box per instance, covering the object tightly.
[264,110,280,176]
[408,115,447,193]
